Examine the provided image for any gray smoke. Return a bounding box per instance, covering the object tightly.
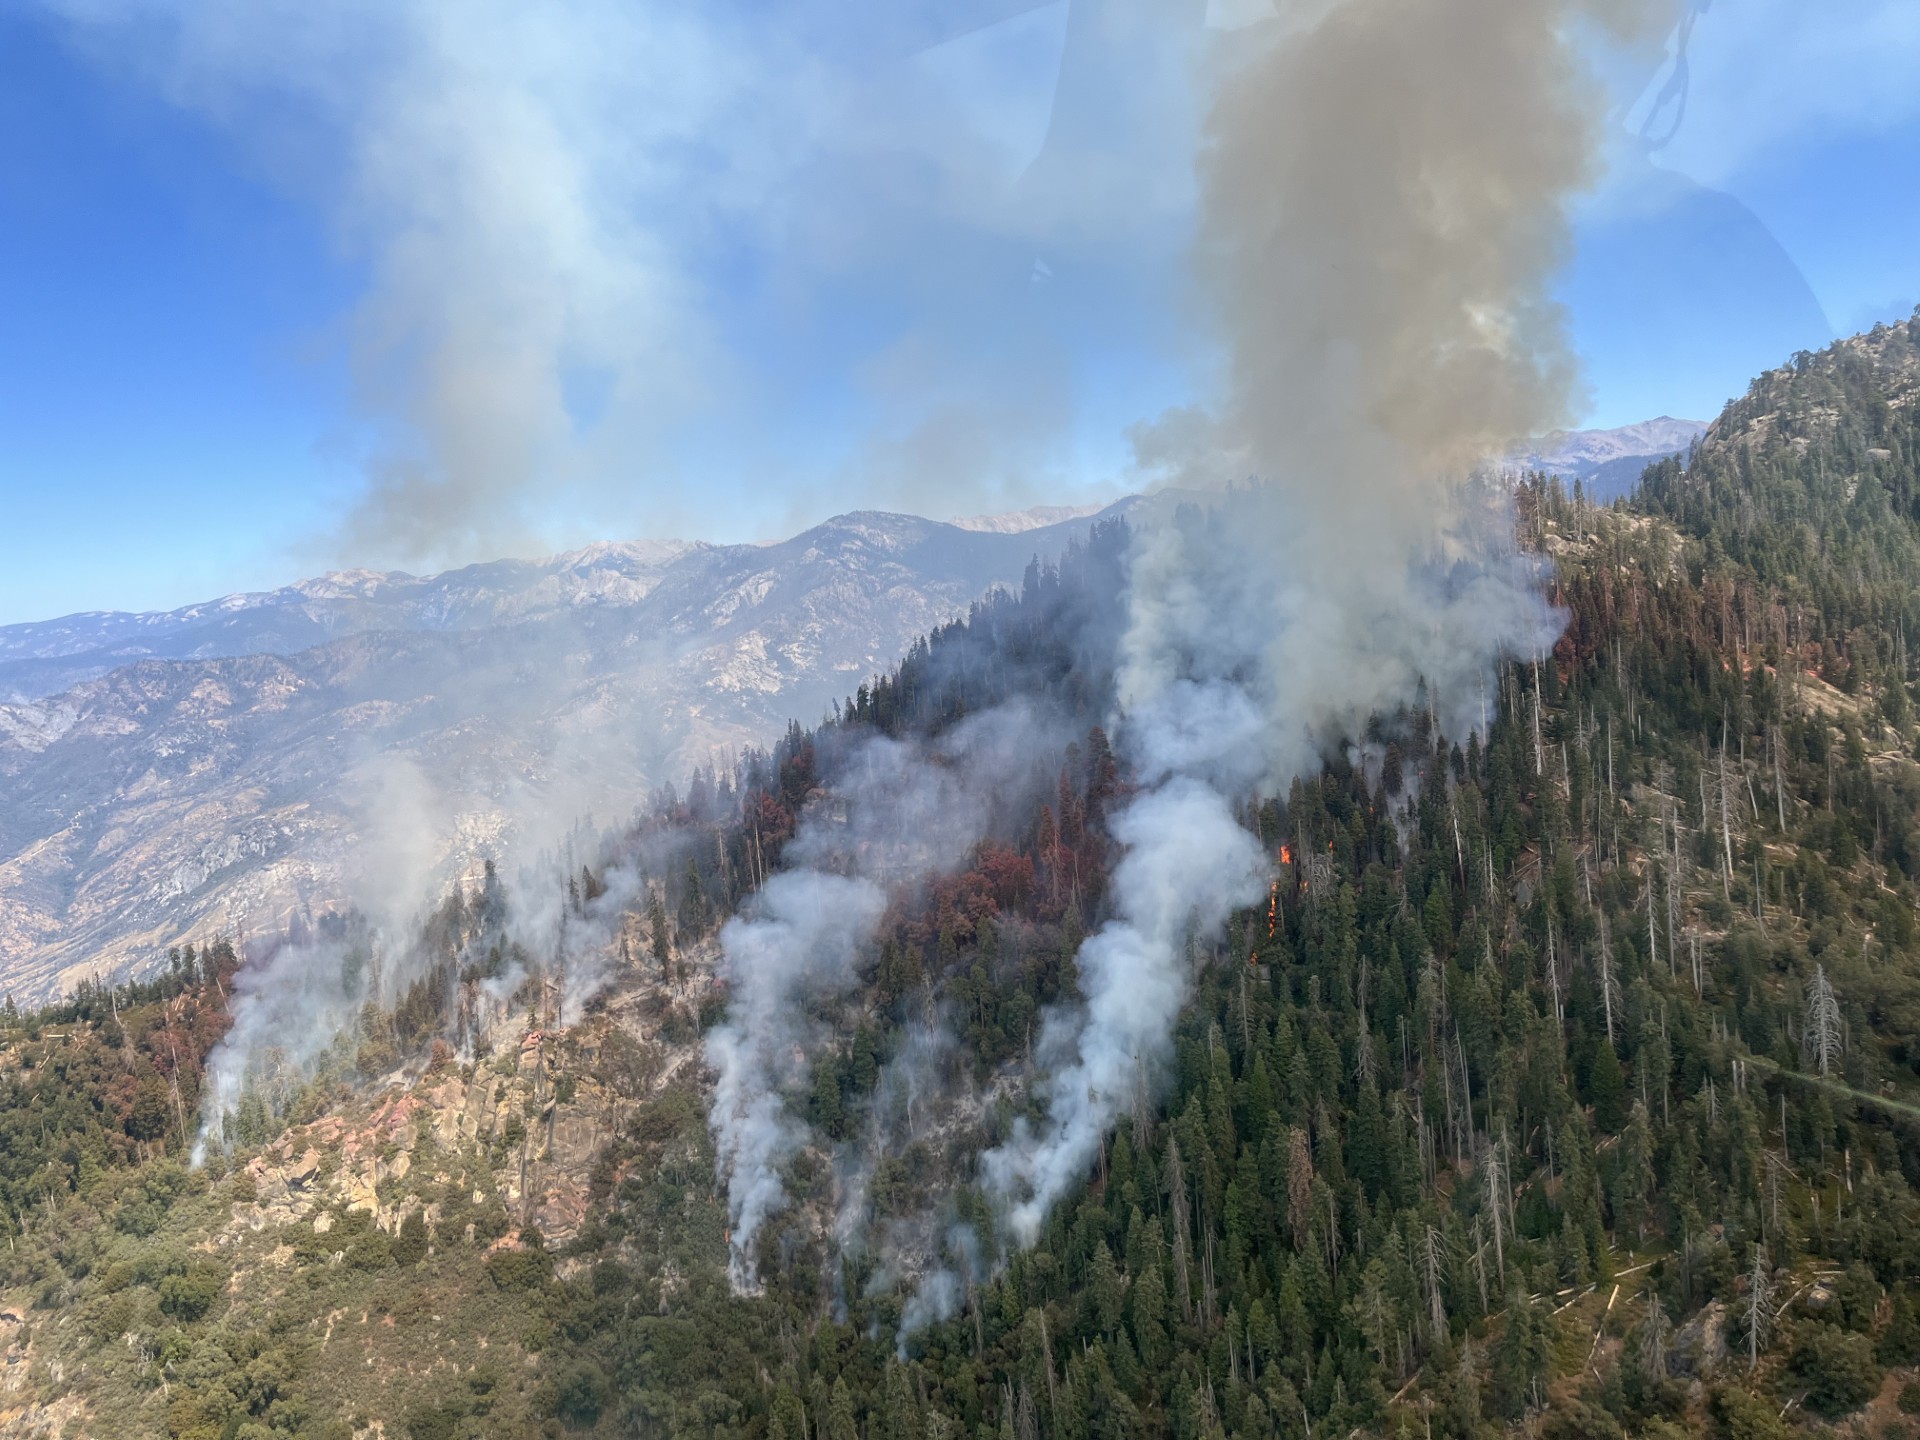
[962,0,1677,1283]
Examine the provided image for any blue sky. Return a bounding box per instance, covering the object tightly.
[1,0,1917,625]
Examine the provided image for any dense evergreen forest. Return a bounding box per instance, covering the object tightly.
[5,312,1920,1439]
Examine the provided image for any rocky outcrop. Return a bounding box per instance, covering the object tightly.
[0,1305,91,1438]
[1669,1299,1729,1377]
[223,980,689,1252]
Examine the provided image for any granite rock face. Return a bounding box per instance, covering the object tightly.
[0,505,1127,999]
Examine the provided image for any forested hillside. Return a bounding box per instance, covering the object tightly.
[6,312,1920,1440]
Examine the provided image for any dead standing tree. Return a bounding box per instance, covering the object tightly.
[1806,964,1844,1078]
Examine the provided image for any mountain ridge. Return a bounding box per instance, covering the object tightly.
[7,339,1920,1436]
[0,503,1131,999]
[0,413,1714,999]
[1502,414,1709,501]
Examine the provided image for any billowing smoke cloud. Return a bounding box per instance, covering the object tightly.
[961,0,1677,1291]
[41,0,1201,564]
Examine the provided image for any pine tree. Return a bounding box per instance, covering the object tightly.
[1746,1244,1772,1371]
[1492,1285,1549,1418]
[1129,1262,1167,1369]
[825,1378,858,1440]
[882,1362,921,1440]
[1166,1136,1194,1321]
[1613,1101,1656,1245]
[1089,1242,1125,1337]
[1422,1225,1448,1347]
[1588,1040,1626,1132]
[678,856,709,938]
[1634,1296,1672,1392]
[1286,1125,1313,1247]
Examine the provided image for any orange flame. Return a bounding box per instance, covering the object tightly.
[1266,880,1279,937]
[1279,843,1293,865]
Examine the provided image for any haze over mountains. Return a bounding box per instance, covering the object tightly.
[0,544,706,706]
[0,421,1693,1002]
[0,505,1130,1000]
[1503,415,1708,500]
[0,504,1110,708]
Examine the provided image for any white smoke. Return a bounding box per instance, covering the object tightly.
[707,701,1067,1288]
[836,1013,957,1255]
[708,869,889,1289]
[916,0,1679,1318]
[189,931,366,1166]
[39,0,1198,561]
[899,1262,968,1340]
[982,777,1266,1243]
[187,768,683,1162]
[189,747,459,1162]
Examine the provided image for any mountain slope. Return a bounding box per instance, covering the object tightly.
[9,320,1920,1438]
[0,506,1127,1000]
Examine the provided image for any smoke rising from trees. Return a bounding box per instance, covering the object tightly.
[954,0,1679,1312]
[166,0,1684,1331]
[706,703,1068,1287]
[709,870,890,1290]
[980,778,1266,1243]
[190,928,366,1165]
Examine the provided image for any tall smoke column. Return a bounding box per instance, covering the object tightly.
[974,0,1675,1251]
[1177,0,1678,755]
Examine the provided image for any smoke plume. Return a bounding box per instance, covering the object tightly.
[190,926,366,1166]
[41,0,1201,564]
[707,703,1063,1288]
[967,0,1676,1277]
[708,870,890,1288]
[169,0,1682,1321]
[982,778,1265,1242]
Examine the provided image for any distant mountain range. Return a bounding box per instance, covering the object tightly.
[0,414,1697,1000]
[0,540,717,707]
[947,502,1111,534]
[0,505,1129,999]
[1503,415,1708,501]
